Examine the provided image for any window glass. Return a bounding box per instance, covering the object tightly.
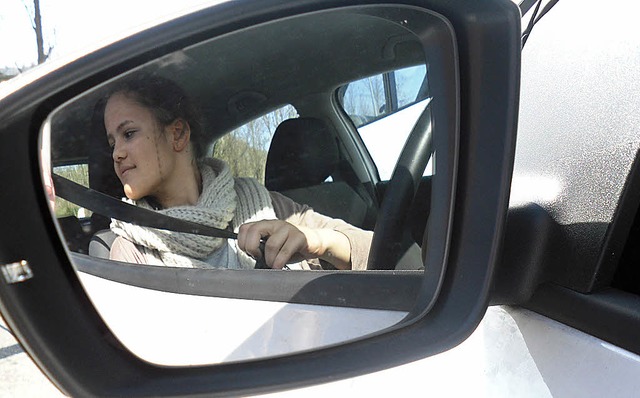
[396,65,427,108]
[337,64,432,180]
[358,98,432,180]
[53,164,92,218]
[340,74,385,127]
[212,105,298,183]
[41,4,452,368]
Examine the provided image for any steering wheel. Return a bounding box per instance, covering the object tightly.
[367,106,433,270]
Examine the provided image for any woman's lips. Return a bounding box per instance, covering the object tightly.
[119,165,134,177]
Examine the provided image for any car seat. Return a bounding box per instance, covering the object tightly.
[265,117,376,229]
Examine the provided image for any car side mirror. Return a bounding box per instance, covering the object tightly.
[0,0,520,396]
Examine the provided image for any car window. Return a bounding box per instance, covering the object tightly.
[52,164,92,218]
[337,65,432,180]
[212,105,298,183]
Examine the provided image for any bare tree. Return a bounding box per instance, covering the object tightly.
[23,0,53,64]
[212,105,298,182]
[339,76,385,125]
[365,75,384,116]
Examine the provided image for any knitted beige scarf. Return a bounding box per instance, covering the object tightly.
[110,158,276,268]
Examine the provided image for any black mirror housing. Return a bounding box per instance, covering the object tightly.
[0,0,520,396]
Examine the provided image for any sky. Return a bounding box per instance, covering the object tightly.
[0,0,536,73]
[0,0,225,71]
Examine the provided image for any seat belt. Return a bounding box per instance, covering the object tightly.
[52,174,269,268]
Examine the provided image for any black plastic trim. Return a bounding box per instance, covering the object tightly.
[597,149,640,290]
[73,253,422,311]
[491,203,559,305]
[525,283,640,356]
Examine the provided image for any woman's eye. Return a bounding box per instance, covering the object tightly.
[124,130,135,139]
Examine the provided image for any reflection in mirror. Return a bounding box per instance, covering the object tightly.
[44,5,452,366]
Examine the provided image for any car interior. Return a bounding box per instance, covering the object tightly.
[49,8,433,270]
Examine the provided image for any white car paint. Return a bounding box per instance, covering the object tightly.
[14,272,640,397]
[263,306,640,398]
[77,272,407,365]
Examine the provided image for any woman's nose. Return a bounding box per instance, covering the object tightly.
[112,143,125,162]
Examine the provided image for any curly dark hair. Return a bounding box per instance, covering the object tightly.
[104,73,207,160]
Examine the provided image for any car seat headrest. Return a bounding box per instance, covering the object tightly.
[265,117,339,191]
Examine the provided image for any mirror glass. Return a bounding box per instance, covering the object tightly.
[44,4,452,366]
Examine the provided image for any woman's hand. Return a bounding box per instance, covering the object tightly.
[237,220,352,270]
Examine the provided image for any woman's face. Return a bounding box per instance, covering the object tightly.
[104,92,178,201]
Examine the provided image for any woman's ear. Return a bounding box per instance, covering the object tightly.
[169,119,191,152]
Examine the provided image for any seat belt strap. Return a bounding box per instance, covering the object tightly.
[52,174,238,239]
